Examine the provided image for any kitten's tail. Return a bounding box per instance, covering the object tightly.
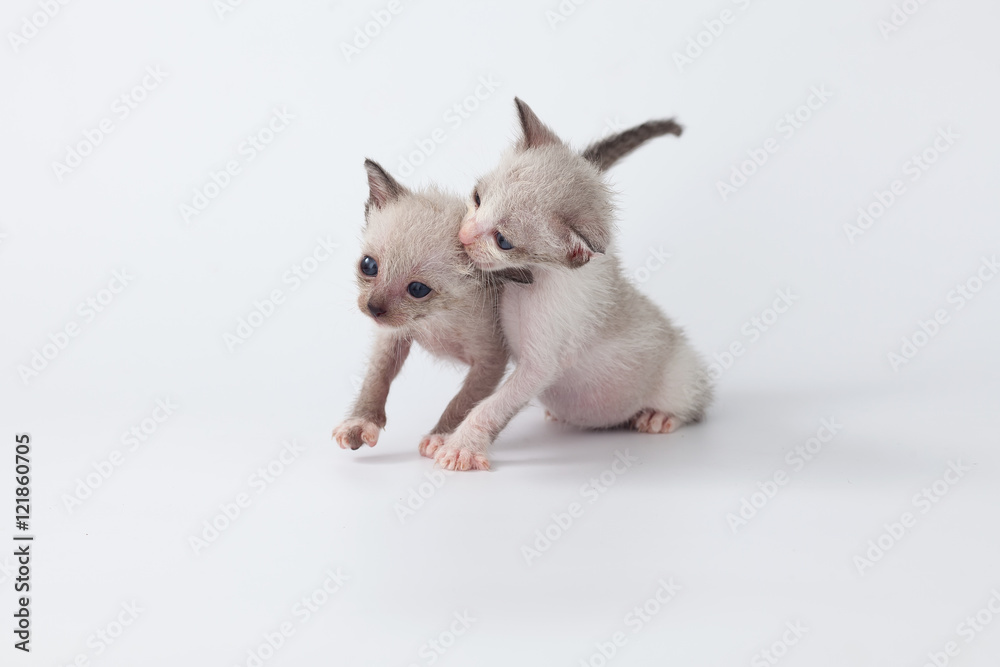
[581,119,683,172]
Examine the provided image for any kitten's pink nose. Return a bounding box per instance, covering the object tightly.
[459,224,477,246]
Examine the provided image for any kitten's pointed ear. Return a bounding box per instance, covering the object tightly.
[514,98,561,150]
[564,227,604,269]
[364,159,408,213]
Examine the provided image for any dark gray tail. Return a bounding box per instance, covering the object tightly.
[581,119,683,172]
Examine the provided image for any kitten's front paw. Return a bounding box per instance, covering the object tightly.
[332,418,381,450]
[418,433,446,458]
[434,434,490,471]
[631,409,679,434]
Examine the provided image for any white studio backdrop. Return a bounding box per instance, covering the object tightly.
[1,0,999,665]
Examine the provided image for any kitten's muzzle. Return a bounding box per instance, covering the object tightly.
[367,300,387,318]
[459,217,485,246]
[458,224,473,246]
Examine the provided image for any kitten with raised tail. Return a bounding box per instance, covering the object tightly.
[438,98,712,464]
[334,116,685,470]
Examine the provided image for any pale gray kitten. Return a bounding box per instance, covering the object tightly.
[334,117,685,470]
[436,98,712,465]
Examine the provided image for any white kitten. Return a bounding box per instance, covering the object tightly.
[332,160,516,471]
[439,99,712,464]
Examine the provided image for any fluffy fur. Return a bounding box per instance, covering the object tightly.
[441,99,712,464]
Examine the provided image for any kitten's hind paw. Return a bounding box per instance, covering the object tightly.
[418,433,446,458]
[332,418,381,450]
[435,444,490,472]
[631,410,679,434]
[544,409,560,422]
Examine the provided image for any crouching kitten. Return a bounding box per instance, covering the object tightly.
[440,99,712,463]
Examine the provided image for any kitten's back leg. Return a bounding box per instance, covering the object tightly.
[628,338,713,434]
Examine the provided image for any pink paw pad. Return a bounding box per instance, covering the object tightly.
[332,419,380,450]
[419,434,446,458]
[435,446,490,471]
[632,410,678,434]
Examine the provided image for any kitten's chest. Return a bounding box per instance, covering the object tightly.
[412,307,496,365]
[414,329,469,364]
[501,270,591,356]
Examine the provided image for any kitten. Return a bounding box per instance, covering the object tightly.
[331,160,514,471]
[437,98,712,465]
[335,115,686,470]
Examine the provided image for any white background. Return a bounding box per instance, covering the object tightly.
[2,0,999,665]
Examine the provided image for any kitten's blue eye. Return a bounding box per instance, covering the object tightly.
[473,190,481,208]
[360,255,378,276]
[495,231,513,250]
[407,282,431,298]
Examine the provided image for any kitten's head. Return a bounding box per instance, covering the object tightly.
[355,160,483,330]
[459,98,615,272]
